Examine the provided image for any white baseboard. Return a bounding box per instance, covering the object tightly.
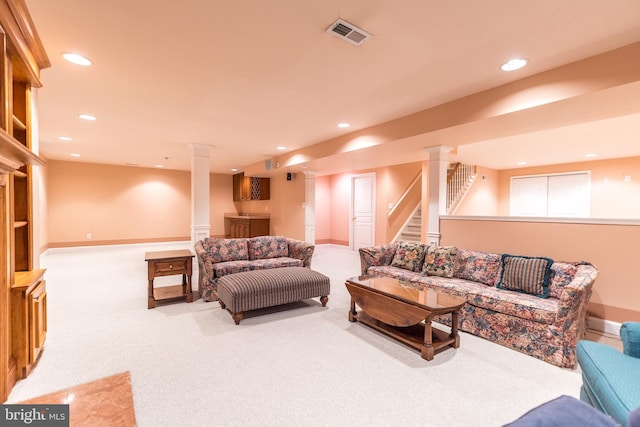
[588,317,622,337]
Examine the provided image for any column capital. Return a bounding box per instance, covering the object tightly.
[189,143,213,157]
[424,145,454,161]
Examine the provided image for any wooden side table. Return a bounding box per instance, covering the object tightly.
[145,250,194,309]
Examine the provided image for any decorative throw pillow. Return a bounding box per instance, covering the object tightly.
[453,249,502,286]
[247,236,288,260]
[390,241,426,272]
[423,246,457,277]
[203,238,248,263]
[497,255,553,298]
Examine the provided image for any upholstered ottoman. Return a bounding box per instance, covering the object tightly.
[216,267,330,324]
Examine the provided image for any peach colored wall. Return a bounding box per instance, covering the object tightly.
[329,173,351,245]
[234,199,271,217]
[269,172,305,240]
[378,162,423,242]
[47,161,237,245]
[440,217,640,323]
[315,175,331,242]
[210,174,237,237]
[322,162,422,246]
[454,166,499,216]
[497,156,640,218]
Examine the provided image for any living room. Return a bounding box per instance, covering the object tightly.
[1,1,640,425]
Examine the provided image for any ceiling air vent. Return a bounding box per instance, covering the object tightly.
[326,18,371,46]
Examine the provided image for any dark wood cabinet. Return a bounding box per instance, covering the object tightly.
[228,217,270,238]
[232,173,270,201]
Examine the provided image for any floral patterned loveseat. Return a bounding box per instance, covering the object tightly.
[195,236,314,302]
[359,241,599,368]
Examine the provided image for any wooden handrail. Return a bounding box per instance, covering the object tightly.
[447,162,460,184]
[388,173,421,218]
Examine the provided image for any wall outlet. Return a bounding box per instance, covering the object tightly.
[624,175,631,182]
[86,233,92,240]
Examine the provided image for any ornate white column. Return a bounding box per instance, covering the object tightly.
[424,146,453,245]
[190,144,211,246]
[303,171,316,244]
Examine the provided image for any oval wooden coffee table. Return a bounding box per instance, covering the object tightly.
[345,275,466,360]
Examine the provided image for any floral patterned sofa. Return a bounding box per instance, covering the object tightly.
[359,241,599,368]
[195,236,314,302]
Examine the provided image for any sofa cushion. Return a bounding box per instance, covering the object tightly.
[620,322,640,358]
[577,340,640,425]
[497,255,553,298]
[212,260,254,278]
[367,265,428,283]
[549,262,578,299]
[468,285,559,324]
[423,245,457,277]
[248,236,288,260]
[453,249,502,286]
[390,241,426,272]
[246,257,304,270]
[202,238,248,263]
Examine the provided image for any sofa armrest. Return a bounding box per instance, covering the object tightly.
[620,322,640,358]
[556,263,599,365]
[194,240,215,288]
[359,243,397,275]
[286,238,314,268]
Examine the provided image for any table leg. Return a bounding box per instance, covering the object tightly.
[148,279,155,309]
[186,273,193,303]
[450,310,460,348]
[421,319,435,361]
[348,297,357,322]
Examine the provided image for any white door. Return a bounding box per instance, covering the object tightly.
[350,173,376,250]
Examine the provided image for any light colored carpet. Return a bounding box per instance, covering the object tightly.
[8,243,584,426]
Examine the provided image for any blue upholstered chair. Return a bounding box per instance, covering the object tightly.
[576,322,640,426]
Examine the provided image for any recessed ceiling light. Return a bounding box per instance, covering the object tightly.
[58,136,72,141]
[70,153,81,157]
[78,114,96,121]
[155,165,164,168]
[501,58,528,71]
[277,146,286,150]
[517,161,528,166]
[585,153,598,158]
[62,52,92,66]
[231,168,238,172]
[337,123,350,128]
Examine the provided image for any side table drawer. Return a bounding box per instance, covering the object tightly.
[154,259,188,275]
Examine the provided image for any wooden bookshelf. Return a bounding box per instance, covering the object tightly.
[0,0,50,402]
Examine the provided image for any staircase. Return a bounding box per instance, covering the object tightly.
[397,207,422,242]
[446,163,477,214]
[394,163,476,242]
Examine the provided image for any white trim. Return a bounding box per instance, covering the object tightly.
[442,215,640,226]
[588,317,622,337]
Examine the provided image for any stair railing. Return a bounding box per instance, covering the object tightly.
[388,173,421,219]
[447,164,477,213]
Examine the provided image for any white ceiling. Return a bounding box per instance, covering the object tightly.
[25,0,640,174]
